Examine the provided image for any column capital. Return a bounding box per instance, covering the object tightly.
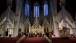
[7,0,13,6]
[59,0,65,6]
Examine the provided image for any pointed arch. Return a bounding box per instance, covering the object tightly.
[42,18,49,33]
[42,18,49,26]
[24,18,30,33]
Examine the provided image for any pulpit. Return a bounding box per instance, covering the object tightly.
[59,27,70,37]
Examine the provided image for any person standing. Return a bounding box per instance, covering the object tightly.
[18,28,22,37]
[5,29,8,37]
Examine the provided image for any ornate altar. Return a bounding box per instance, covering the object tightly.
[30,23,43,34]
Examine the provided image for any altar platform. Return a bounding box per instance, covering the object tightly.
[0,37,76,43]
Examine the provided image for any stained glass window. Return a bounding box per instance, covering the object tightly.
[43,1,48,16]
[25,1,30,16]
[34,2,39,17]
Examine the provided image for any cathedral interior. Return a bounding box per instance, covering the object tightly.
[0,0,76,37]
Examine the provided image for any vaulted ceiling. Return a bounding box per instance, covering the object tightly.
[0,0,75,21]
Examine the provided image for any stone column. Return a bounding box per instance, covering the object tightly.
[74,13,76,36]
[3,0,12,37]
[49,0,52,32]
[60,0,67,27]
[75,13,76,28]
[13,0,22,37]
[51,0,60,37]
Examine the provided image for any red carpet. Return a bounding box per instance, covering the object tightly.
[0,37,76,43]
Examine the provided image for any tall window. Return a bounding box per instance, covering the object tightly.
[25,0,30,16]
[34,2,39,18]
[43,1,48,16]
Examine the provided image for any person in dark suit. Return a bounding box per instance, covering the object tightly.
[18,28,22,37]
[24,32,28,37]
[5,29,8,37]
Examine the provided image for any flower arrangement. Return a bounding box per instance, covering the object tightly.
[44,35,52,43]
[16,35,26,43]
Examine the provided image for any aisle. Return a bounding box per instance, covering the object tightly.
[0,37,76,43]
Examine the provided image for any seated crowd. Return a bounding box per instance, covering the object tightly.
[4,28,75,38]
[17,29,46,37]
